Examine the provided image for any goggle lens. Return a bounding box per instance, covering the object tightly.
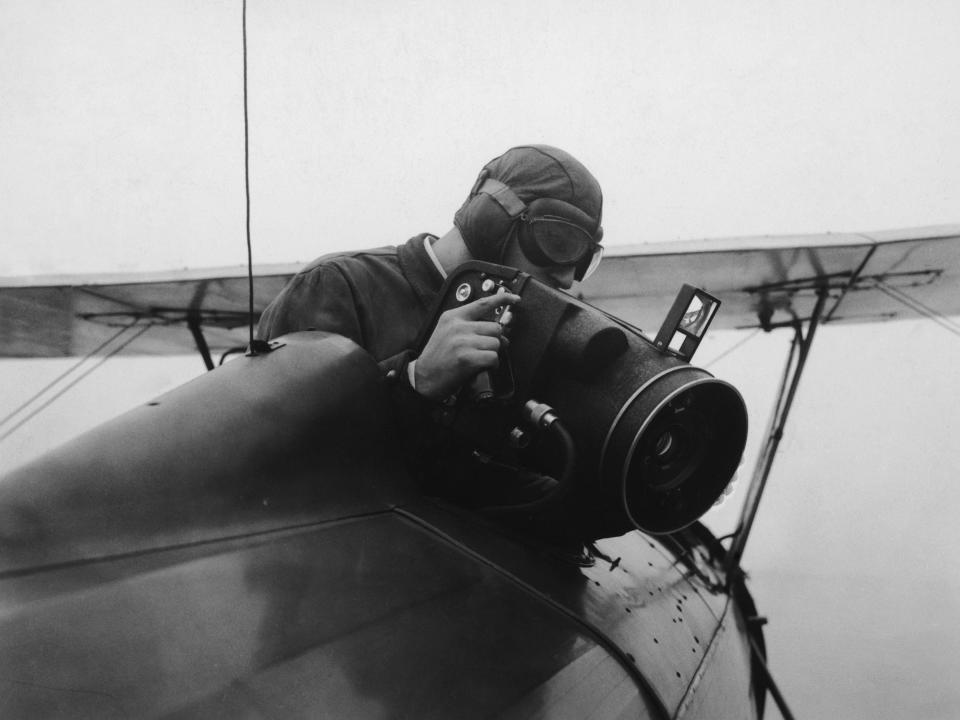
[578,243,604,281]
[527,216,597,264]
[515,208,604,282]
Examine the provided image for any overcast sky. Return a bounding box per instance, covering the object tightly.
[2,2,959,718]
[3,0,959,277]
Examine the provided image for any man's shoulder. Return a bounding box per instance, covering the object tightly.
[292,234,436,289]
[297,244,400,277]
[297,232,434,273]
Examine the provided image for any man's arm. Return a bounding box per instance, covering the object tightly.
[259,262,519,401]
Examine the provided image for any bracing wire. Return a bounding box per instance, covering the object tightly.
[0,324,154,444]
[887,283,960,330]
[702,328,762,369]
[876,281,960,339]
[0,320,139,432]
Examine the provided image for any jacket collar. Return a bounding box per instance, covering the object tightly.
[398,233,444,310]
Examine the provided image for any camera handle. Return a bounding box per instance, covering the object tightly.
[468,287,515,403]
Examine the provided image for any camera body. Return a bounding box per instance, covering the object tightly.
[421,261,748,539]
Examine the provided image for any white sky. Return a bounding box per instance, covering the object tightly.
[3,0,959,276]
[2,1,959,718]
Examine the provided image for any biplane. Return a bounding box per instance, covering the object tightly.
[1,224,958,719]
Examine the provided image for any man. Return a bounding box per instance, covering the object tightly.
[258,144,604,406]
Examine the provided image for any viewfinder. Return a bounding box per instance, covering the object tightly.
[654,284,720,362]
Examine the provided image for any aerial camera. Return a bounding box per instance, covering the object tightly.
[422,262,747,540]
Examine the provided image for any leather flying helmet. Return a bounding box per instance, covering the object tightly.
[454,145,604,281]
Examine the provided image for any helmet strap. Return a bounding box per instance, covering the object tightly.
[476,178,526,218]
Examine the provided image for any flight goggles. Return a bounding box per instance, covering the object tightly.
[516,198,604,282]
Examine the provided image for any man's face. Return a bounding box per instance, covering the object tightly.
[501,237,578,289]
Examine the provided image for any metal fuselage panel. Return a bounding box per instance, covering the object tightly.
[398,501,760,719]
[0,512,660,719]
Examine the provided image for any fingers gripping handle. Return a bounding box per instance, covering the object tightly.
[470,287,515,402]
[415,261,525,402]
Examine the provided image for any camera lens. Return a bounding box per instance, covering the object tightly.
[621,380,746,534]
[635,413,705,492]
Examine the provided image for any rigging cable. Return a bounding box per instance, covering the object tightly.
[702,327,762,369]
[0,323,154,444]
[0,320,140,433]
[876,281,960,339]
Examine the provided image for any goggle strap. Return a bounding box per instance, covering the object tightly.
[526,215,595,238]
[477,178,526,218]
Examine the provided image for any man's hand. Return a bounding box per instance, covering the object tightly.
[414,292,520,400]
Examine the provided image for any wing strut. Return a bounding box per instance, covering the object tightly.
[725,289,829,577]
[187,311,215,371]
[749,634,797,720]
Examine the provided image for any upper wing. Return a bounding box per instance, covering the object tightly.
[0,264,300,358]
[2,224,959,358]
[578,224,960,333]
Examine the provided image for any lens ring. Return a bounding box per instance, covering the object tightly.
[619,378,746,534]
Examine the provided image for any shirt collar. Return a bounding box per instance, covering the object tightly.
[423,235,447,279]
